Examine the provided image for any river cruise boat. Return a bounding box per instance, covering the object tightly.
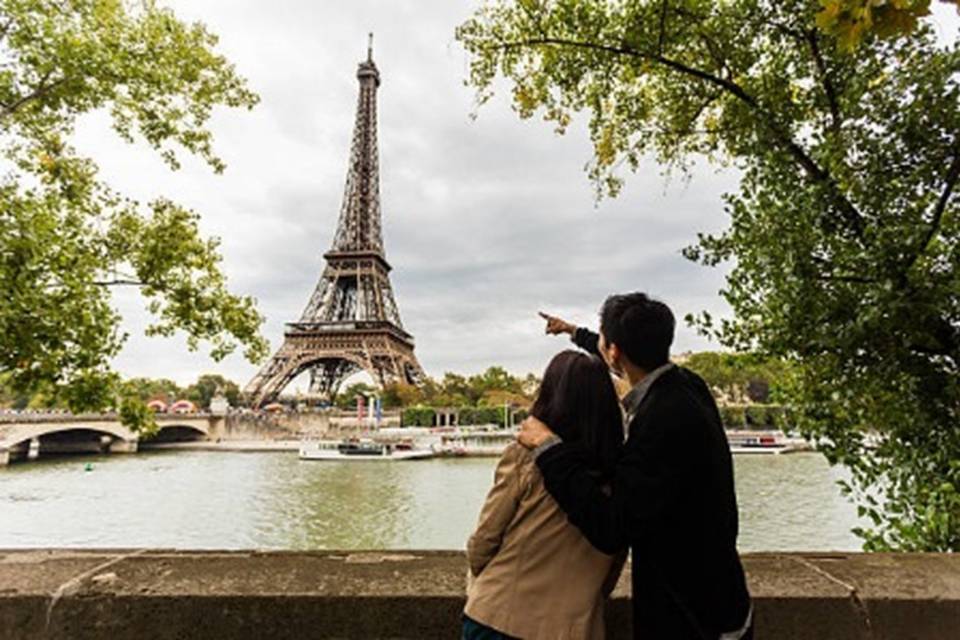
[725,430,809,455]
[378,426,514,457]
[299,439,434,461]
[435,430,513,457]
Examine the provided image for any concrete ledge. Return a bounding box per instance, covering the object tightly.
[0,550,957,639]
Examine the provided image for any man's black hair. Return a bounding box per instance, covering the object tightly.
[599,292,675,371]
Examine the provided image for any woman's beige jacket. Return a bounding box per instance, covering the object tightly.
[465,442,626,640]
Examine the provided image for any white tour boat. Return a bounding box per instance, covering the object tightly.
[377,426,514,457]
[299,438,434,461]
[725,430,809,455]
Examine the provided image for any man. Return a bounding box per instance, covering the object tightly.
[519,293,752,639]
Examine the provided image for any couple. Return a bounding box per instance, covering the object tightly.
[462,293,753,639]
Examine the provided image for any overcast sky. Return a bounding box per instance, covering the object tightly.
[73,1,960,390]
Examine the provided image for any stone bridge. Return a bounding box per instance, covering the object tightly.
[0,413,224,466]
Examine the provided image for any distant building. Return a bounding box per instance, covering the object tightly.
[169,399,197,414]
[146,399,168,413]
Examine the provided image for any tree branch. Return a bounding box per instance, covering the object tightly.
[0,18,14,42]
[43,277,147,290]
[811,273,877,284]
[696,31,732,81]
[91,280,147,287]
[657,0,669,55]
[668,91,721,140]
[896,140,960,284]
[0,73,68,121]
[806,29,842,135]
[497,36,866,238]
[918,144,960,260]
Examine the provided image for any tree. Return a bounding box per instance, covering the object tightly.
[122,377,182,403]
[0,0,267,428]
[376,368,538,409]
[816,0,959,50]
[480,388,531,408]
[381,382,425,409]
[683,352,790,404]
[439,372,476,405]
[185,373,240,410]
[334,382,376,410]
[0,374,32,409]
[459,1,960,550]
[469,365,525,396]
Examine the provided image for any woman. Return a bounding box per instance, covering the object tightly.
[463,350,627,640]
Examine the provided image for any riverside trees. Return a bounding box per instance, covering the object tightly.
[0,1,267,428]
[458,0,960,550]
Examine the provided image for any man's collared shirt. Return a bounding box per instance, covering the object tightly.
[620,361,675,431]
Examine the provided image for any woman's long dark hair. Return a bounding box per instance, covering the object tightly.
[529,350,623,475]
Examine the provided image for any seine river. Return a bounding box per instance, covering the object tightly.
[0,451,862,551]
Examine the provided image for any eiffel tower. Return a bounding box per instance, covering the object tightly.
[245,36,425,407]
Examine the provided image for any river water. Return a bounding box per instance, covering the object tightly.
[0,451,862,551]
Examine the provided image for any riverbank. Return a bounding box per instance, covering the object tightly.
[140,440,300,452]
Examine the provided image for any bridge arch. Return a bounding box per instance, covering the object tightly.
[1,422,136,451]
[0,422,139,463]
[152,422,209,442]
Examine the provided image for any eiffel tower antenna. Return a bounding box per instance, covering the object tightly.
[245,39,425,407]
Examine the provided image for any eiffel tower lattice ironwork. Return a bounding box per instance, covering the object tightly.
[245,36,425,407]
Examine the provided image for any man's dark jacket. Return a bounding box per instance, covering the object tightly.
[536,329,751,639]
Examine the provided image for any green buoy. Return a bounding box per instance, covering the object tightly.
[84,463,93,472]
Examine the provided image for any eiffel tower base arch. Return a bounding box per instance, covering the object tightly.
[245,325,424,407]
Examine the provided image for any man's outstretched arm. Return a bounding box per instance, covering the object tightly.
[571,327,600,357]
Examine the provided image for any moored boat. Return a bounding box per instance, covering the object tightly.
[725,430,809,455]
[299,439,434,461]
[377,426,515,457]
[434,431,513,456]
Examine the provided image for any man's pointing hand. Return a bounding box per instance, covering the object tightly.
[539,311,576,336]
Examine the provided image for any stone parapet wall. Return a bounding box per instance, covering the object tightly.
[220,412,329,439]
[0,550,957,639]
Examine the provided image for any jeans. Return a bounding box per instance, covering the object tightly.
[461,614,519,640]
